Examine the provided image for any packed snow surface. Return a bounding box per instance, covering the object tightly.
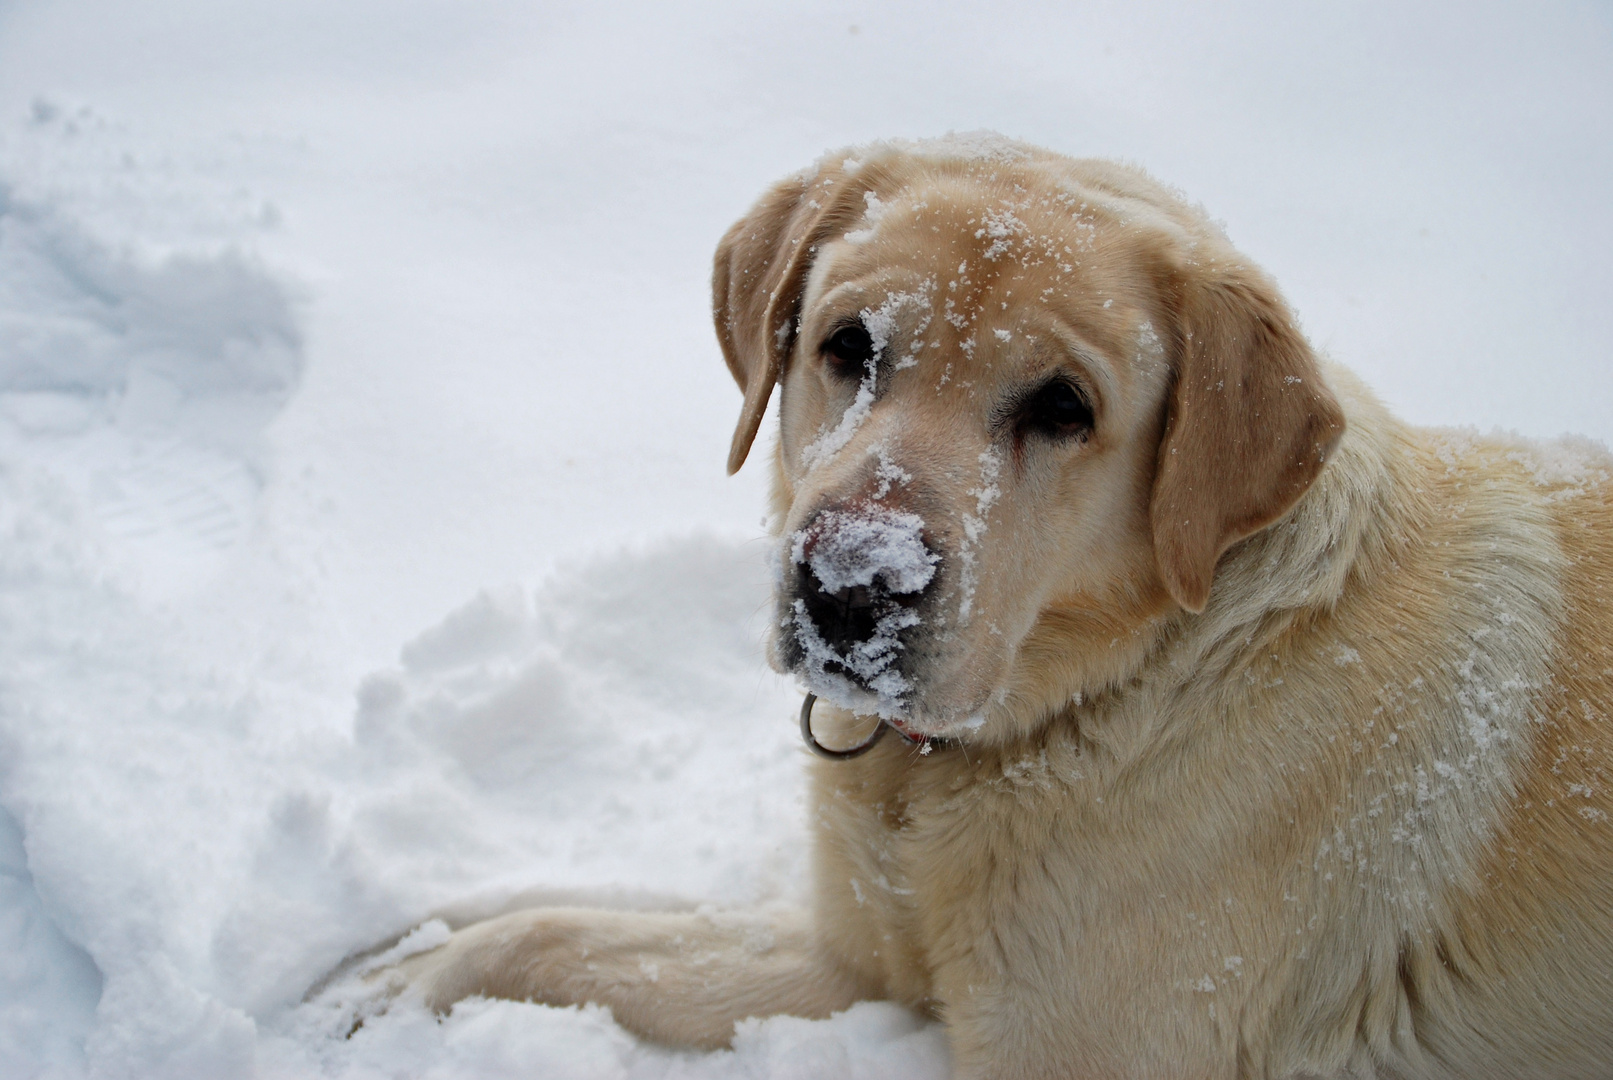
[0,0,1609,1076]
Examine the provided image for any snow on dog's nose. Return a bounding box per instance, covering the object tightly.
[786,506,939,718]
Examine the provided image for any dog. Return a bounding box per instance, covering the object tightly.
[364,136,1613,1078]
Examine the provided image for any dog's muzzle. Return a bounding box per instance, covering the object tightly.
[782,506,941,715]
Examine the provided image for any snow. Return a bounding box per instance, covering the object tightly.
[842,191,888,244]
[956,448,1005,623]
[798,286,931,472]
[799,377,876,472]
[793,508,938,596]
[0,0,1608,1076]
[869,443,913,500]
[974,207,1026,261]
[790,597,923,721]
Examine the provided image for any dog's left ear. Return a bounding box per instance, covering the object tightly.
[1151,261,1346,613]
[712,165,862,474]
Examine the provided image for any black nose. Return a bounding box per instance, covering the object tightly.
[799,571,885,655]
[786,505,941,689]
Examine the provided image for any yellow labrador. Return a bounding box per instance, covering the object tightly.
[372,137,1613,1078]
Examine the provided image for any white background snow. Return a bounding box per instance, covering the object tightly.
[0,1,1609,1076]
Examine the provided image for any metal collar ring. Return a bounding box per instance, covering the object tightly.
[798,693,955,760]
[799,693,891,759]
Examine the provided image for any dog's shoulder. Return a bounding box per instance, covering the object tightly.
[1230,398,1613,1075]
[1445,429,1613,1072]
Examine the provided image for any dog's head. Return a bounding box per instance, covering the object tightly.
[714,137,1343,740]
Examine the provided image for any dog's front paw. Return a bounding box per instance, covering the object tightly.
[313,905,871,1051]
[370,909,598,1015]
[374,918,498,1013]
[303,918,459,1035]
[310,908,601,1035]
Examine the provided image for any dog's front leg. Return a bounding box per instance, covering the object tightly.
[375,905,875,1049]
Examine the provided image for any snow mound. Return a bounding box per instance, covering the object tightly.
[0,807,102,1077]
[272,996,946,1080]
[0,191,300,428]
[0,123,939,1075]
[0,152,303,598]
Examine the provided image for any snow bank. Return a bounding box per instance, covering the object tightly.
[272,996,946,1080]
[0,807,101,1077]
[0,370,943,1074]
[0,111,946,1077]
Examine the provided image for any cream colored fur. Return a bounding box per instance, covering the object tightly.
[365,139,1613,1079]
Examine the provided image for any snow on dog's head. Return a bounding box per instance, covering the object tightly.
[715,142,1344,743]
[791,507,937,597]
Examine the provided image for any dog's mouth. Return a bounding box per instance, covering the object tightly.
[779,506,940,721]
[783,590,924,713]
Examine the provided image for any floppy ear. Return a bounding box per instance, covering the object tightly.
[1151,262,1346,613]
[712,168,853,474]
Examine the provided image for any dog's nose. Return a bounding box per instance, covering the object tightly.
[799,573,886,655]
[789,506,940,674]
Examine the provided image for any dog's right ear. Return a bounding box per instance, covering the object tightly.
[712,168,850,474]
[1150,259,1346,614]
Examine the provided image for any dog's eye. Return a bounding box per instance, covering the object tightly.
[1021,380,1094,441]
[821,324,877,378]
